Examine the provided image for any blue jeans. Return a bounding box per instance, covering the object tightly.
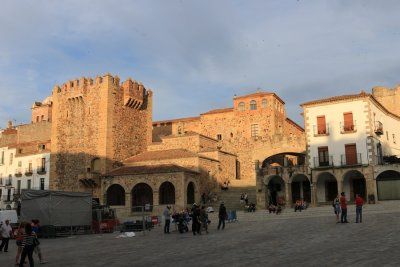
[341,208,348,223]
[356,206,362,223]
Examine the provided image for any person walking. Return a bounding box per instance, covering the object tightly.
[0,219,13,252]
[19,223,35,267]
[199,205,209,234]
[339,192,349,223]
[14,222,25,265]
[217,202,227,230]
[333,195,341,223]
[355,194,364,223]
[32,219,46,263]
[163,206,172,234]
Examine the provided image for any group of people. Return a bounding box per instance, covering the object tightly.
[333,192,364,223]
[0,218,46,266]
[240,193,249,205]
[163,201,228,235]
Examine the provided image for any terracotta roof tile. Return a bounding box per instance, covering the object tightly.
[107,164,199,176]
[201,107,233,115]
[300,92,370,106]
[124,149,198,163]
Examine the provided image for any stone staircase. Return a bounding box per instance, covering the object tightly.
[216,186,257,211]
[207,201,400,223]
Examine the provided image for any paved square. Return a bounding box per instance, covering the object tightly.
[1,210,399,267]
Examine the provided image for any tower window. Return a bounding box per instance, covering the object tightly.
[250,100,257,110]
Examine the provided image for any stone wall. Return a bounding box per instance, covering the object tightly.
[372,86,400,117]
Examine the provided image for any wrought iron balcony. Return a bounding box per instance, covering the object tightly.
[15,169,22,177]
[374,121,383,135]
[340,153,362,166]
[25,168,33,176]
[313,156,334,168]
[313,124,330,136]
[36,167,47,174]
[340,120,357,133]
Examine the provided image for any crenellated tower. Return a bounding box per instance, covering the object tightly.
[49,73,153,197]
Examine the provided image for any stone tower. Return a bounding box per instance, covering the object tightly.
[49,73,153,197]
[372,85,400,117]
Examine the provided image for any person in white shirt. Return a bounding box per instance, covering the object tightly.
[0,219,13,252]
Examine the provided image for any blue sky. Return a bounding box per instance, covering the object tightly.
[1,0,400,128]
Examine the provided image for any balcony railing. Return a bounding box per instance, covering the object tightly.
[25,168,33,176]
[374,121,383,135]
[5,179,12,186]
[15,169,22,177]
[36,167,47,174]
[340,121,357,133]
[313,124,330,136]
[313,156,334,168]
[340,153,362,166]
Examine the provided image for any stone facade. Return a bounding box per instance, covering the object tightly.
[49,74,152,198]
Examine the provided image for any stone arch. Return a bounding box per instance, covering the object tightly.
[187,182,195,205]
[342,170,366,201]
[316,172,337,203]
[131,183,153,212]
[376,170,400,200]
[264,175,285,206]
[290,174,311,203]
[262,152,306,168]
[106,184,125,206]
[159,181,175,205]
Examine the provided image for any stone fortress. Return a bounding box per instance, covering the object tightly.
[1,73,400,218]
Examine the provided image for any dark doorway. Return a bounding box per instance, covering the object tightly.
[187,182,195,205]
[131,183,153,212]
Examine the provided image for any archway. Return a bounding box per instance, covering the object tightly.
[343,170,366,201]
[262,152,306,168]
[159,181,175,205]
[376,170,400,200]
[316,172,337,203]
[187,182,195,205]
[131,183,153,212]
[291,174,311,203]
[106,184,125,206]
[264,175,285,206]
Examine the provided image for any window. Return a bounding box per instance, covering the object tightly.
[9,153,13,165]
[217,134,222,140]
[18,161,22,167]
[238,102,245,111]
[0,151,4,165]
[317,116,327,135]
[17,180,21,194]
[262,99,267,108]
[250,100,257,110]
[27,179,31,189]
[318,146,330,167]
[343,112,354,132]
[40,178,45,190]
[386,131,389,141]
[38,144,46,150]
[28,162,32,172]
[251,124,259,137]
[393,134,396,144]
[36,116,39,122]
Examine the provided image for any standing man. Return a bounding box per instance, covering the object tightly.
[163,206,171,234]
[191,204,201,235]
[355,194,364,223]
[217,202,227,230]
[340,192,349,223]
[0,219,13,252]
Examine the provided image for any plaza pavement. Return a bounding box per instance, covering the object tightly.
[1,202,399,267]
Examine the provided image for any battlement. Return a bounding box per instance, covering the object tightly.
[52,73,122,94]
[122,78,148,109]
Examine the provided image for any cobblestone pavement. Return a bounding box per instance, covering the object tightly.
[1,208,399,267]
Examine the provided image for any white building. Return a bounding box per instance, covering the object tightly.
[0,122,51,210]
[301,91,400,203]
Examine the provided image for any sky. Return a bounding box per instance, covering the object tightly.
[1,0,400,128]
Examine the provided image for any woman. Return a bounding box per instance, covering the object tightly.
[14,222,25,266]
[31,219,45,264]
[333,195,341,223]
[19,223,35,267]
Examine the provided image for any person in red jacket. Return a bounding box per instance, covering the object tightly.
[355,194,364,223]
[339,192,348,223]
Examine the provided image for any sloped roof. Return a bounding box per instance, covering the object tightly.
[106,164,199,176]
[124,149,198,163]
[201,107,233,115]
[300,92,370,106]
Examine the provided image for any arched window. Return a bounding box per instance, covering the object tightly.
[250,100,257,110]
[106,184,125,206]
[159,181,175,204]
[238,102,245,111]
[262,99,267,108]
[132,183,153,212]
